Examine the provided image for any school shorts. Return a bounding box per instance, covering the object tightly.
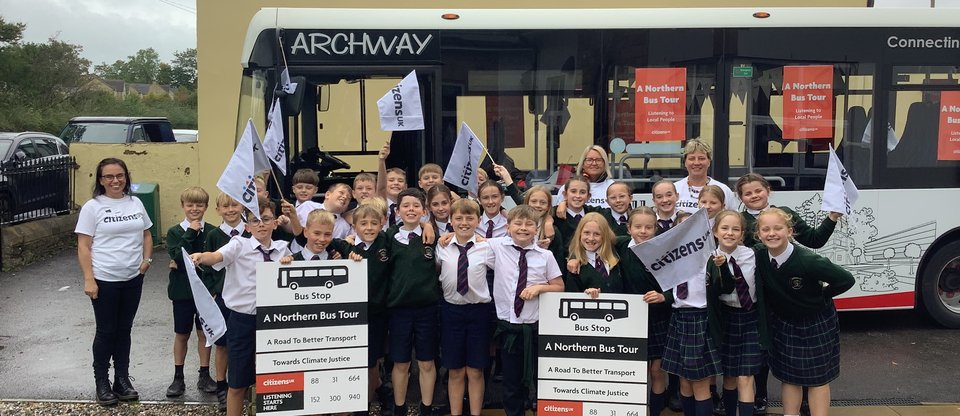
[226,310,256,389]
[214,295,230,347]
[172,299,202,335]
[440,302,492,370]
[368,312,388,367]
[388,304,439,363]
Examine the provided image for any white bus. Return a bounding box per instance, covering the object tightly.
[559,298,630,322]
[238,7,960,327]
[277,265,349,290]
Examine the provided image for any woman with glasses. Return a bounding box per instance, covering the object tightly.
[675,139,738,215]
[556,145,616,208]
[75,157,153,406]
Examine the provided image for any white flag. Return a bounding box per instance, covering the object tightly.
[216,119,261,219]
[263,98,287,175]
[443,122,486,196]
[182,247,226,347]
[631,209,717,290]
[377,70,424,131]
[822,144,859,215]
[280,68,298,95]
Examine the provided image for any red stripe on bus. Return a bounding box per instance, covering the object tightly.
[834,292,914,310]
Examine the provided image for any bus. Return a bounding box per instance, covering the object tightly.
[237,7,960,327]
[277,265,349,290]
[559,298,630,322]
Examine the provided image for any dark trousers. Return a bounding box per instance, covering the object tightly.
[90,275,143,379]
[499,330,537,416]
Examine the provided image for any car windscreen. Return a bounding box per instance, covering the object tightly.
[0,140,11,160]
[60,123,129,144]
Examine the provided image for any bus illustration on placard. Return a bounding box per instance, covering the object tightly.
[559,298,629,322]
[277,265,349,290]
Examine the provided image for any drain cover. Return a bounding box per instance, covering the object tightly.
[767,398,922,407]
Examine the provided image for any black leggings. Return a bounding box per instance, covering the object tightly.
[91,274,143,379]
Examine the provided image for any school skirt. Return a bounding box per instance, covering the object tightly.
[769,305,840,387]
[662,308,721,380]
[647,309,670,359]
[720,306,763,376]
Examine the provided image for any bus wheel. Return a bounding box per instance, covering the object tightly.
[605,314,614,322]
[920,240,960,328]
[570,313,579,321]
[290,282,299,290]
[325,281,334,289]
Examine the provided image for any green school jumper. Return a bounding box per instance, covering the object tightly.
[614,236,675,307]
[579,205,629,237]
[330,233,391,317]
[385,227,442,309]
[742,206,837,248]
[567,258,626,294]
[166,222,217,300]
[291,243,349,261]
[754,245,855,320]
[203,226,250,295]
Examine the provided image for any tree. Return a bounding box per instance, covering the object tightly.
[0,17,25,45]
[170,48,196,89]
[93,48,161,84]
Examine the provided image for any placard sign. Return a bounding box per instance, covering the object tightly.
[538,293,648,416]
[938,91,960,160]
[255,260,368,415]
[634,68,686,142]
[782,65,834,139]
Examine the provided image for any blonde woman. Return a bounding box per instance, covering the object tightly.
[557,144,615,208]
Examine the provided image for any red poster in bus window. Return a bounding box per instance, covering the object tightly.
[782,65,834,139]
[634,68,686,142]
[938,91,960,160]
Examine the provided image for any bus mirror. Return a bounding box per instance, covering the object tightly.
[527,94,544,115]
[317,84,331,112]
[280,76,307,116]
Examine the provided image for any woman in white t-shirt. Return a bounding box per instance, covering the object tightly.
[75,158,153,407]
[556,145,616,208]
[675,139,739,214]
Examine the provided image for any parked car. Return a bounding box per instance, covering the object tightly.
[0,132,73,222]
[173,129,199,142]
[59,116,176,144]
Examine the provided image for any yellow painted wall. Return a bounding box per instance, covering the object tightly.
[71,143,201,238]
[197,0,867,217]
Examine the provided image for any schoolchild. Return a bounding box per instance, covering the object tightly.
[711,210,762,416]
[555,181,632,236]
[752,208,854,416]
[523,185,564,270]
[202,192,246,410]
[319,182,354,239]
[253,175,301,242]
[660,212,724,416]
[190,197,292,416]
[283,210,347,262]
[337,201,393,412]
[385,188,442,416]
[565,212,624,294]
[553,176,591,249]
[619,207,673,415]
[353,172,378,204]
[490,163,523,206]
[484,205,565,416]
[698,184,726,221]
[652,180,681,235]
[376,141,408,227]
[436,199,493,416]
[291,168,323,225]
[164,186,218,398]
[428,184,455,234]
[735,173,840,248]
[476,180,508,238]
[418,163,444,192]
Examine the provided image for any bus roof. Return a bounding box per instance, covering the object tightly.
[243,7,960,66]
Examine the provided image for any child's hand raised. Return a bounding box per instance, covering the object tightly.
[378,141,391,160]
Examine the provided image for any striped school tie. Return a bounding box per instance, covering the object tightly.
[595,257,608,278]
[730,257,753,309]
[485,220,495,238]
[456,242,474,296]
[357,242,366,250]
[657,219,672,230]
[771,258,779,269]
[512,245,529,317]
[229,229,239,237]
[311,254,321,261]
[256,246,275,262]
[618,215,627,226]
[676,282,688,300]
[446,223,455,233]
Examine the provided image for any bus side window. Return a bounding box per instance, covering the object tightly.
[289,270,303,278]
[305,269,318,278]
[318,269,331,277]
[614,303,627,310]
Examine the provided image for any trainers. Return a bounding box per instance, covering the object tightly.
[113,375,139,401]
[667,395,682,412]
[217,389,228,412]
[166,376,186,397]
[95,378,119,406]
[198,371,218,393]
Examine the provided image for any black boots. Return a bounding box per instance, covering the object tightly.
[95,377,118,406]
[166,375,186,397]
[113,374,139,401]
[197,367,217,393]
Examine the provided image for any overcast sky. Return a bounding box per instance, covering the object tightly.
[0,0,196,66]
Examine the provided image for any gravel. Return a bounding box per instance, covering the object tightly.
[0,401,221,416]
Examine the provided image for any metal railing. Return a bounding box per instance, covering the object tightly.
[0,155,77,226]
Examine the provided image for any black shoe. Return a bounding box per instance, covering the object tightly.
[800,402,811,416]
[95,378,119,406]
[166,376,186,397]
[217,389,228,412]
[754,397,767,415]
[198,371,217,393]
[712,391,724,416]
[113,375,139,401]
[667,395,682,412]
[394,404,407,416]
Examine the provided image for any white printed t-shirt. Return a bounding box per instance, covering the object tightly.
[75,195,153,282]
[674,176,738,214]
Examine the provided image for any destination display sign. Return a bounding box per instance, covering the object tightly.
[283,30,441,62]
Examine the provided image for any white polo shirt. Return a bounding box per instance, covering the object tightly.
[485,237,563,324]
[436,236,492,305]
[214,236,292,315]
